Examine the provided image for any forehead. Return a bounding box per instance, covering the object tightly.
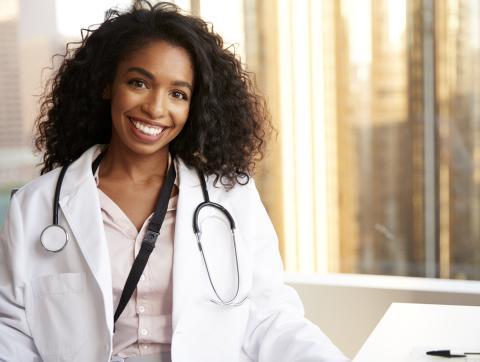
[116,40,194,81]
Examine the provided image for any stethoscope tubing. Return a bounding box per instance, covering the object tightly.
[42,155,248,306]
[195,220,242,306]
[52,162,70,225]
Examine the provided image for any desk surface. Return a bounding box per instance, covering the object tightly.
[354,303,480,362]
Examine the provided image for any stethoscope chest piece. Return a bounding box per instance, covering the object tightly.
[40,224,68,252]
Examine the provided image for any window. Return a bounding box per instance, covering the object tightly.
[2,0,479,281]
[250,0,480,280]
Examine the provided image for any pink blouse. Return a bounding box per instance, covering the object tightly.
[94,159,177,358]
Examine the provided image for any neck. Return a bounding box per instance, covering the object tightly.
[99,143,170,184]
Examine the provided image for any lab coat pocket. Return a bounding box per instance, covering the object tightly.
[26,272,87,360]
[176,298,252,362]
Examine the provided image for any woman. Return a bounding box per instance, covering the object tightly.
[0,2,349,361]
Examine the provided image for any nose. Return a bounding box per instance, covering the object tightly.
[141,89,167,119]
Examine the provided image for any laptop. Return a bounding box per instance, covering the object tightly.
[354,303,480,362]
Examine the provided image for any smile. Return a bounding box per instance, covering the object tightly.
[129,117,166,136]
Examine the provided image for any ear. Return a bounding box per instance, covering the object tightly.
[102,85,111,100]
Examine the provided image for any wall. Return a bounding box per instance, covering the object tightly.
[285,273,480,359]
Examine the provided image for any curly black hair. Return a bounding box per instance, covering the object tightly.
[34,1,272,188]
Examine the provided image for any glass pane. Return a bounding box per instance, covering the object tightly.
[331,0,480,279]
[436,0,480,279]
[334,0,425,276]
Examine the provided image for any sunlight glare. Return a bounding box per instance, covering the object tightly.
[55,0,131,38]
[387,0,406,45]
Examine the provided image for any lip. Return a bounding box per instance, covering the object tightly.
[128,116,169,129]
[127,116,170,142]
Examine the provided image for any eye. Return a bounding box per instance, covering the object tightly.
[128,79,148,89]
[171,90,188,101]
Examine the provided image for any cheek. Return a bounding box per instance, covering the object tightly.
[181,102,192,121]
[170,103,191,126]
[182,106,191,123]
[111,89,137,116]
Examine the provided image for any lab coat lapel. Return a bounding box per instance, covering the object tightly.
[171,164,252,361]
[172,159,205,332]
[58,146,114,335]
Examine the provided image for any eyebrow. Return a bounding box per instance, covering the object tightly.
[126,67,193,92]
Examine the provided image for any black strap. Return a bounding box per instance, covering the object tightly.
[91,152,177,327]
[91,151,105,174]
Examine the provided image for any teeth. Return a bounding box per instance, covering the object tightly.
[131,119,164,136]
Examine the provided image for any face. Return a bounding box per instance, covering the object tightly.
[106,40,194,158]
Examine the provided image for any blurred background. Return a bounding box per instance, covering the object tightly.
[2,0,479,281]
[2,0,480,357]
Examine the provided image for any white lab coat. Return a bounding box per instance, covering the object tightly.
[0,145,349,362]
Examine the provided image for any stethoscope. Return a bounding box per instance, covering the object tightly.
[194,169,247,306]
[40,152,248,307]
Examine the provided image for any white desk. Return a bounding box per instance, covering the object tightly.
[354,303,480,362]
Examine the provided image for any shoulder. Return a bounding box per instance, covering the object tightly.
[1,168,62,244]
[12,167,62,206]
[12,145,99,207]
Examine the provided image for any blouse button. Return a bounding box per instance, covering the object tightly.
[141,328,148,336]
[138,305,145,313]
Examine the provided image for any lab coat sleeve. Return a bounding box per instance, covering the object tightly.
[240,181,349,362]
[0,195,41,361]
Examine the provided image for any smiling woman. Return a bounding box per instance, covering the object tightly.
[0,1,349,362]
[106,41,193,158]
[100,40,194,231]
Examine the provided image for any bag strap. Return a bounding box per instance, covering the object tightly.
[113,162,176,325]
[91,152,176,327]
